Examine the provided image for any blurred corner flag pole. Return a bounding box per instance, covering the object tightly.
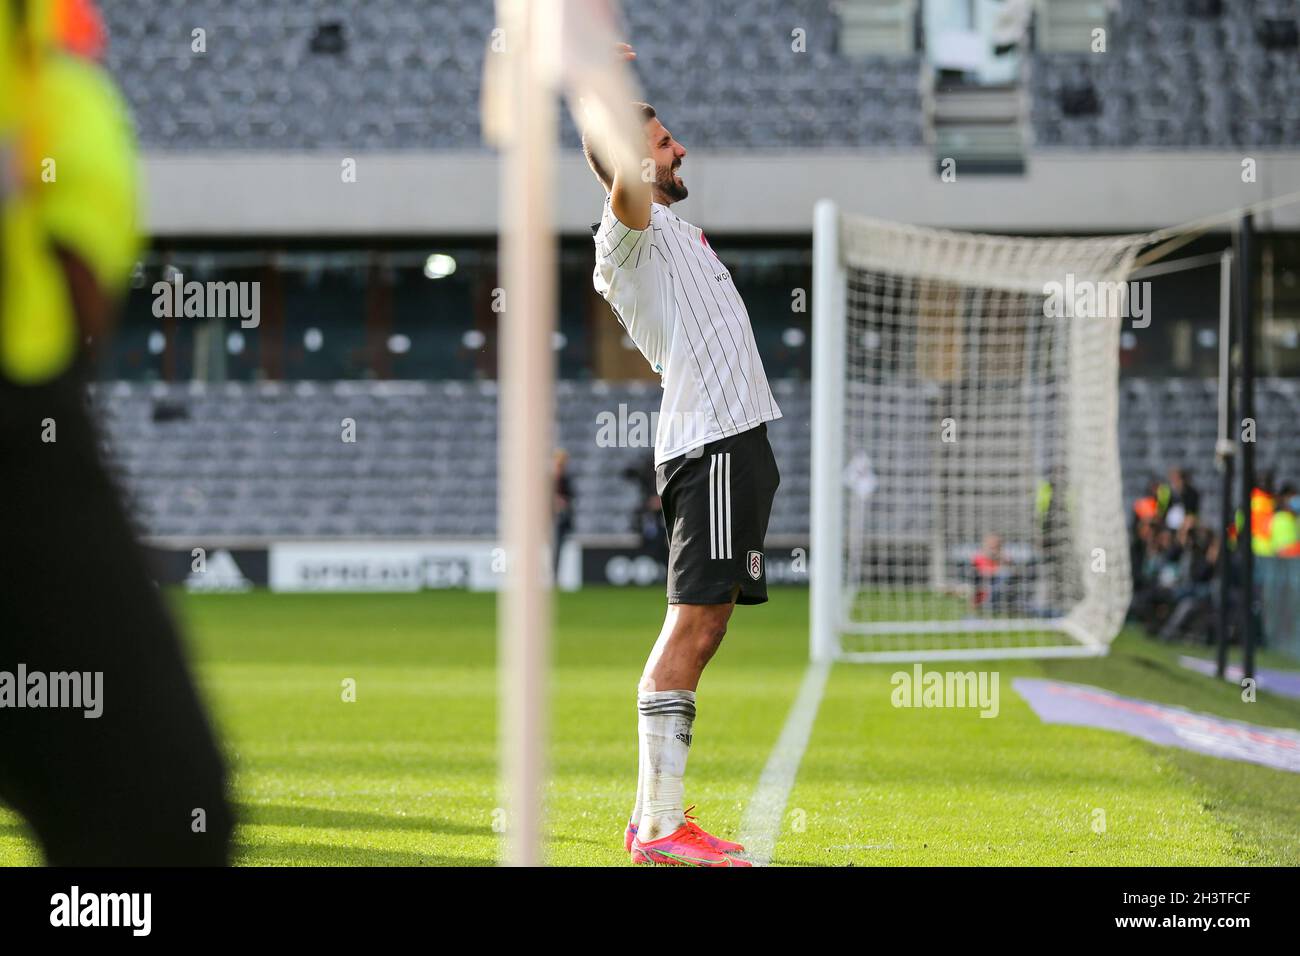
[482,0,644,867]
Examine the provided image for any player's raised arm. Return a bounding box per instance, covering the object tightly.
[606,41,650,229]
[577,41,651,229]
[609,140,652,230]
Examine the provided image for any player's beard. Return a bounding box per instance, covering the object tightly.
[656,161,688,203]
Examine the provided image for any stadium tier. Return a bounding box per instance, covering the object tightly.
[91,376,1295,541]
[1032,0,1300,148]
[87,379,808,540]
[100,0,1296,152]
[101,0,922,150]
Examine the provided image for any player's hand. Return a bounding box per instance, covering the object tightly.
[615,42,636,61]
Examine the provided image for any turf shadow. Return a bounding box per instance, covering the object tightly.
[231,838,493,867]
[234,801,487,837]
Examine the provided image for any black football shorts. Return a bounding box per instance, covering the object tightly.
[656,422,781,606]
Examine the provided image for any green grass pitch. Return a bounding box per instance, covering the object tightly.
[1,586,1297,866]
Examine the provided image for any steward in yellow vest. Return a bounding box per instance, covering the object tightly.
[1272,485,1300,558]
[1,0,139,385]
[0,0,232,865]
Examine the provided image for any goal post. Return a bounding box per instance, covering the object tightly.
[811,201,1148,663]
[811,200,846,663]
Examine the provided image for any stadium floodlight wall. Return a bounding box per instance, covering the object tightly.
[138,150,1300,237]
[811,201,1151,663]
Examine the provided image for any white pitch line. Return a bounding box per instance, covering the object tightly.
[737,659,831,866]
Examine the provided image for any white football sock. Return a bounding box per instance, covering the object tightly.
[636,689,696,842]
[630,694,645,828]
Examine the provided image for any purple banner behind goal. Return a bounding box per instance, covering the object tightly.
[1013,678,1300,774]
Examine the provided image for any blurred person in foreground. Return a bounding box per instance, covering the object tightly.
[0,0,231,864]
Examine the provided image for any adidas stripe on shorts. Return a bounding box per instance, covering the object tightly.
[654,423,781,606]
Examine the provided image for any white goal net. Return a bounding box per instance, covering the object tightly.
[811,201,1151,662]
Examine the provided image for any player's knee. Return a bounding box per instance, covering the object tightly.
[707,616,729,645]
[685,613,729,658]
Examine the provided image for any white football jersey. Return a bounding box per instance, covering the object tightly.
[592,197,781,465]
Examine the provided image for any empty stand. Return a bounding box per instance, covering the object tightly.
[90,377,1294,542]
[99,1,1295,153]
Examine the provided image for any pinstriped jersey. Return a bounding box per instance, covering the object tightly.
[593,197,781,465]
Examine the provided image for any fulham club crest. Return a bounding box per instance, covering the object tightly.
[747,550,763,581]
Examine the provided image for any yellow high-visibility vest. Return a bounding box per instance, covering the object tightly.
[1252,488,1275,557]
[1272,510,1299,557]
[39,52,141,296]
[1,0,139,384]
[1,0,75,384]
[1035,480,1052,518]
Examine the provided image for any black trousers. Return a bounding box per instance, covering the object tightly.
[0,368,232,865]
